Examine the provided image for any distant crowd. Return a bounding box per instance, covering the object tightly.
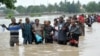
[1,14,100,47]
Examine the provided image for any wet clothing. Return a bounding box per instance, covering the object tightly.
[8,23,20,47]
[91,16,95,23]
[69,24,81,35]
[53,25,58,41]
[32,24,43,44]
[97,16,100,22]
[22,23,32,44]
[32,24,43,36]
[87,18,92,27]
[10,37,19,47]
[69,33,80,47]
[78,16,85,35]
[44,25,54,43]
[86,17,94,27]
[58,22,69,45]
[71,33,80,42]
[78,16,85,24]
[65,22,71,41]
[69,24,81,46]
[65,22,70,28]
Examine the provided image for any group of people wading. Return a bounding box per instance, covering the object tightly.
[1,14,88,47]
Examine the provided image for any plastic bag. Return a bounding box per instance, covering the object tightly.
[35,34,42,42]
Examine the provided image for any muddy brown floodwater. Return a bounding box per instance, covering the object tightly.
[1,22,100,56]
[0,32,82,56]
[0,16,81,56]
[80,22,100,56]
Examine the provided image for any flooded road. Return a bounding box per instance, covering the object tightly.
[80,22,100,56]
[1,22,100,56]
[0,15,79,56]
[0,15,100,56]
[0,32,79,56]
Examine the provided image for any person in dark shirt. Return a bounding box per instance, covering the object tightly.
[57,17,69,45]
[69,19,81,47]
[44,21,54,43]
[22,18,33,45]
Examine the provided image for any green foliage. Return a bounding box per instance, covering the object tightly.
[16,6,26,14]
[0,0,16,9]
[6,13,14,19]
[47,4,55,12]
[2,8,14,19]
[85,1,98,12]
[0,0,82,14]
[26,5,47,14]
[26,5,34,13]
[82,1,100,13]
[97,2,100,12]
[14,0,81,14]
[1,0,100,14]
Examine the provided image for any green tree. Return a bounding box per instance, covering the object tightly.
[66,2,71,13]
[26,5,34,13]
[85,1,98,12]
[16,6,26,14]
[39,5,47,12]
[0,0,16,9]
[97,2,100,12]
[47,4,55,12]
[75,0,81,13]
[70,1,76,13]
[32,6,41,13]
[59,1,67,12]
[54,3,59,11]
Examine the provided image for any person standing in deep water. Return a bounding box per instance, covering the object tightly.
[44,21,54,43]
[69,19,81,47]
[78,14,85,36]
[2,18,20,47]
[53,19,58,41]
[22,18,33,45]
[57,17,69,45]
[86,15,94,27]
[65,18,71,42]
[32,19,43,44]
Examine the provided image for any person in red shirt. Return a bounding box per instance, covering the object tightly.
[78,14,85,24]
[97,15,100,22]
[77,14,85,36]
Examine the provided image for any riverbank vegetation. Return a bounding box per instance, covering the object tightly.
[0,0,100,18]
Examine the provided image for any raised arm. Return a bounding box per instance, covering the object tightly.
[1,24,9,30]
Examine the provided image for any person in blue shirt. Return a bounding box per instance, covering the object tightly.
[2,18,21,47]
